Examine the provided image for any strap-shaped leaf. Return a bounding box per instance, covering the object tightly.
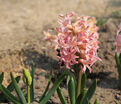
[0,84,20,104]
[10,72,27,104]
[76,93,81,104]
[67,75,70,87]
[115,53,121,88]
[94,99,98,104]
[68,74,76,104]
[0,76,20,102]
[39,69,68,104]
[30,63,34,102]
[57,87,67,104]
[80,74,86,100]
[7,76,21,92]
[38,67,52,103]
[67,72,77,93]
[82,80,97,104]
[0,72,4,84]
[76,95,90,104]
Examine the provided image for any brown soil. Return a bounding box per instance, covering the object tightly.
[0,0,121,104]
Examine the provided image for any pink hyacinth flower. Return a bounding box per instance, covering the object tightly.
[56,12,101,73]
[115,23,121,53]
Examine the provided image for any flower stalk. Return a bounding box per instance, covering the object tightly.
[27,85,30,104]
[76,68,82,98]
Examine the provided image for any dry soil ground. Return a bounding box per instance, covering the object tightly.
[0,0,121,104]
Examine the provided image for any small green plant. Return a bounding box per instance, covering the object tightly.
[111,10,121,18]
[0,64,68,104]
[96,17,107,27]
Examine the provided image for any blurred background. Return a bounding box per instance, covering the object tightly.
[0,0,121,51]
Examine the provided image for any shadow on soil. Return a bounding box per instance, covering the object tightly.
[87,72,120,89]
[21,48,59,71]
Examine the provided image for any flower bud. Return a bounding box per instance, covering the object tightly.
[27,76,32,86]
[23,68,32,86]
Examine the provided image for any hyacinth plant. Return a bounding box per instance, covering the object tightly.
[0,12,101,104]
[44,12,100,104]
[115,23,121,89]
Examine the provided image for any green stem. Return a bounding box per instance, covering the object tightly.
[76,69,82,98]
[27,85,30,104]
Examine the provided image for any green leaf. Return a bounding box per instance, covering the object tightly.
[38,67,52,103]
[119,53,121,62]
[0,76,21,102]
[68,74,76,104]
[39,69,68,104]
[115,53,121,88]
[67,75,70,87]
[94,99,98,104]
[57,87,67,104]
[82,80,97,104]
[67,72,77,91]
[76,94,82,104]
[7,76,21,92]
[30,63,34,102]
[0,72,4,84]
[81,74,86,99]
[87,99,91,104]
[0,84,20,104]
[10,72,27,104]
